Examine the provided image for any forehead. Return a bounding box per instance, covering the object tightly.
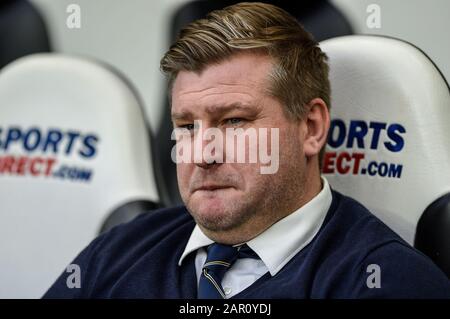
[171,53,273,111]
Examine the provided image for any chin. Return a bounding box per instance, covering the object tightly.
[188,190,243,231]
[191,188,234,210]
[192,192,229,217]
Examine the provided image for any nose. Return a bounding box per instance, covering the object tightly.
[193,122,224,169]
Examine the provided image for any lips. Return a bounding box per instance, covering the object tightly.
[194,185,232,192]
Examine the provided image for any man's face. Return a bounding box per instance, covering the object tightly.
[171,53,308,239]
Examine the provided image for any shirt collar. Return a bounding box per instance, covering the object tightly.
[178,224,214,266]
[178,176,332,276]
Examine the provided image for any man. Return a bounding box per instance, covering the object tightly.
[44,2,450,298]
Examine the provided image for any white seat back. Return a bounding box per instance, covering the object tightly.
[0,54,159,298]
[320,35,450,246]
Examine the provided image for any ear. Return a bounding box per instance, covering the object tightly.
[303,98,330,158]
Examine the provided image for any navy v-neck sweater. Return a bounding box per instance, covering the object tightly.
[43,190,450,298]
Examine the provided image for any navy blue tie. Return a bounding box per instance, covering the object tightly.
[198,243,259,299]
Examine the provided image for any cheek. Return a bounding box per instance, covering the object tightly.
[176,163,193,193]
[231,163,264,191]
[280,124,301,150]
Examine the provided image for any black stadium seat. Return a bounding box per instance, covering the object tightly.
[0,0,51,69]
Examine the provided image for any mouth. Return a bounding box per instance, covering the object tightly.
[194,185,233,192]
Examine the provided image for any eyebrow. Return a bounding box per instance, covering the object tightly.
[171,102,258,121]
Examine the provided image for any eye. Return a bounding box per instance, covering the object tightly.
[225,118,244,125]
[176,123,195,131]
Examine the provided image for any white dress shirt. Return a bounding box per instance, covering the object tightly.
[178,176,333,298]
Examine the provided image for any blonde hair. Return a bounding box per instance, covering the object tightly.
[161,2,330,162]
